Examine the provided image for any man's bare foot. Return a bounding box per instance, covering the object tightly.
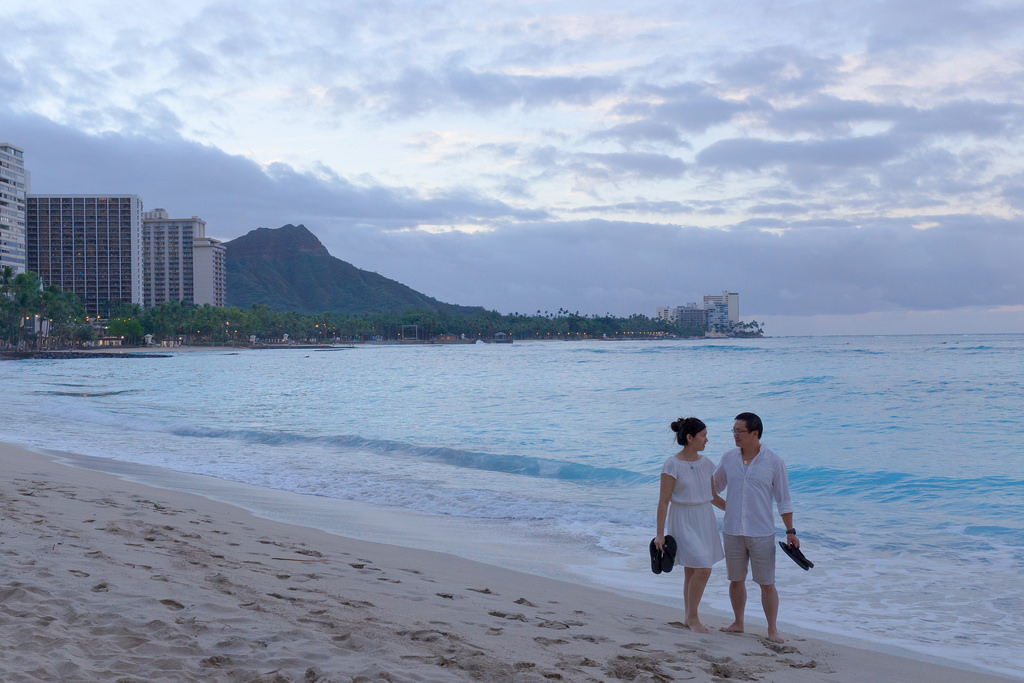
[685,619,709,634]
[720,621,744,634]
[766,628,784,643]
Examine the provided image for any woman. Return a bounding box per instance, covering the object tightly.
[655,416,726,633]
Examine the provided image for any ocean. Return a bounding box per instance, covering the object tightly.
[2,335,1021,678]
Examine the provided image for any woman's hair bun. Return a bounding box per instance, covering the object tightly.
[672,416,707,446]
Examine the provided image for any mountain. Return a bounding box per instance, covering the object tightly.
[224,224,484,316]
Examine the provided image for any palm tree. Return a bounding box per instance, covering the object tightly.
[9,271,43,348]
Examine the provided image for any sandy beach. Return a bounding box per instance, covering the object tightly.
[0,442,1015,682]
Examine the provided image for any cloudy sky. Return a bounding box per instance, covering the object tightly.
[4,0,1023,334]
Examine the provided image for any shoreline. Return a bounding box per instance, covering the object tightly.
[1,440,1016,682]
[0,335,758,361]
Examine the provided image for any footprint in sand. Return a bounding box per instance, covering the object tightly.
[489,611,527,622]
[536,620,572,630]
[159,599,185,610]
[533,636,568,646]
[200,655,233,668]
[405,630,445,642]
[759,638,798,654]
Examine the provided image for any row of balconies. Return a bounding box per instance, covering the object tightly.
[30,198,133,204]
[32,271,123,277]
[29,220,135,226]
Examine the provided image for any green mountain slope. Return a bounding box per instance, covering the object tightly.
[225,224,484,315]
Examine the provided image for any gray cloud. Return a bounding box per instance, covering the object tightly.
[378,65,621,117]
[764,96,906,136]
[696,135,903,173]
[588,120,686,149]
[573,152,686,181]
[359,216,1023,318]
[569,200,695,215]
[864,0,1024,52]
[712,46,841,97]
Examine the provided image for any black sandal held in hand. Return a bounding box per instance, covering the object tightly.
[649,535,677,574]
[779,541,814,570]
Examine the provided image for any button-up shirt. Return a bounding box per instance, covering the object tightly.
[712,445,793,537]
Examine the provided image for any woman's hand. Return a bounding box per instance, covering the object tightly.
[654,533,665,551]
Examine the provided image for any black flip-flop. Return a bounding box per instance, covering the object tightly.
[649,538,663,574]
[778,541,814,570]
[661,535,677,573]
[649,535,678,574]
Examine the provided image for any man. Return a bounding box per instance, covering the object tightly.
[712,412,797,643]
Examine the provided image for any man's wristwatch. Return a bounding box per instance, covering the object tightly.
[786,528,797,535]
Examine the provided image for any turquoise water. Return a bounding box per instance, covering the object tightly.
[2,335,1021,676]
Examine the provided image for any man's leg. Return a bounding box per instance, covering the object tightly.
[720,534,747,633]
[748,535,782,642]
[721,579,746,633]
[759,583,782,642]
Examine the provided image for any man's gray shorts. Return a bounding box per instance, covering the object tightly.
[723,533,776,585]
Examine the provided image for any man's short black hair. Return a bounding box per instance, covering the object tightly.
[735,412,763,438]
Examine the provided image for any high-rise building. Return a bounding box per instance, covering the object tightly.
[141,208,225,307]
[27,195,144,316]
[703,290,739,329]
[192,235,226,307]
[0,143,28,273]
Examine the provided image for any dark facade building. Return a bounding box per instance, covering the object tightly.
[27,195,143,317]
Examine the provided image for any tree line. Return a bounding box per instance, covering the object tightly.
[123,303,706,345]
[3,267,761,349]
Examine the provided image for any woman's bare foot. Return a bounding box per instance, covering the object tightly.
[719,621,744,634]
[685,618,709,634]
[766,628,784,643]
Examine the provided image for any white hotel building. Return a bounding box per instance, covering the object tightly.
[142,208,226,308]
[0,143,28,273]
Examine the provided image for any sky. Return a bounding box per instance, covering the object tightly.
[3,0,1023,335]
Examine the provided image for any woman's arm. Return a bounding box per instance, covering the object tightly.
[711,476,726,511]
[655,473,675,550]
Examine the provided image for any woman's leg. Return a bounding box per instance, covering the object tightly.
[683,567,693,617]
[684,567,712,632]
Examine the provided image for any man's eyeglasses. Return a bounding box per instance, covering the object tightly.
[732,429,750,435]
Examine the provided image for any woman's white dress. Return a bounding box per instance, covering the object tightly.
[661,455,725,568]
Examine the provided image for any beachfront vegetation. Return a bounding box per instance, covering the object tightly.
[131,302,705,344]
[0,266,95,349]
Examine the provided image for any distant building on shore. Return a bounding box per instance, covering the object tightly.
[27,194,144,316]
[703,290,739,330]
[657,291,740,333]
[0,143,28,274]
[656,303,709,329]
[142,208,226,307]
